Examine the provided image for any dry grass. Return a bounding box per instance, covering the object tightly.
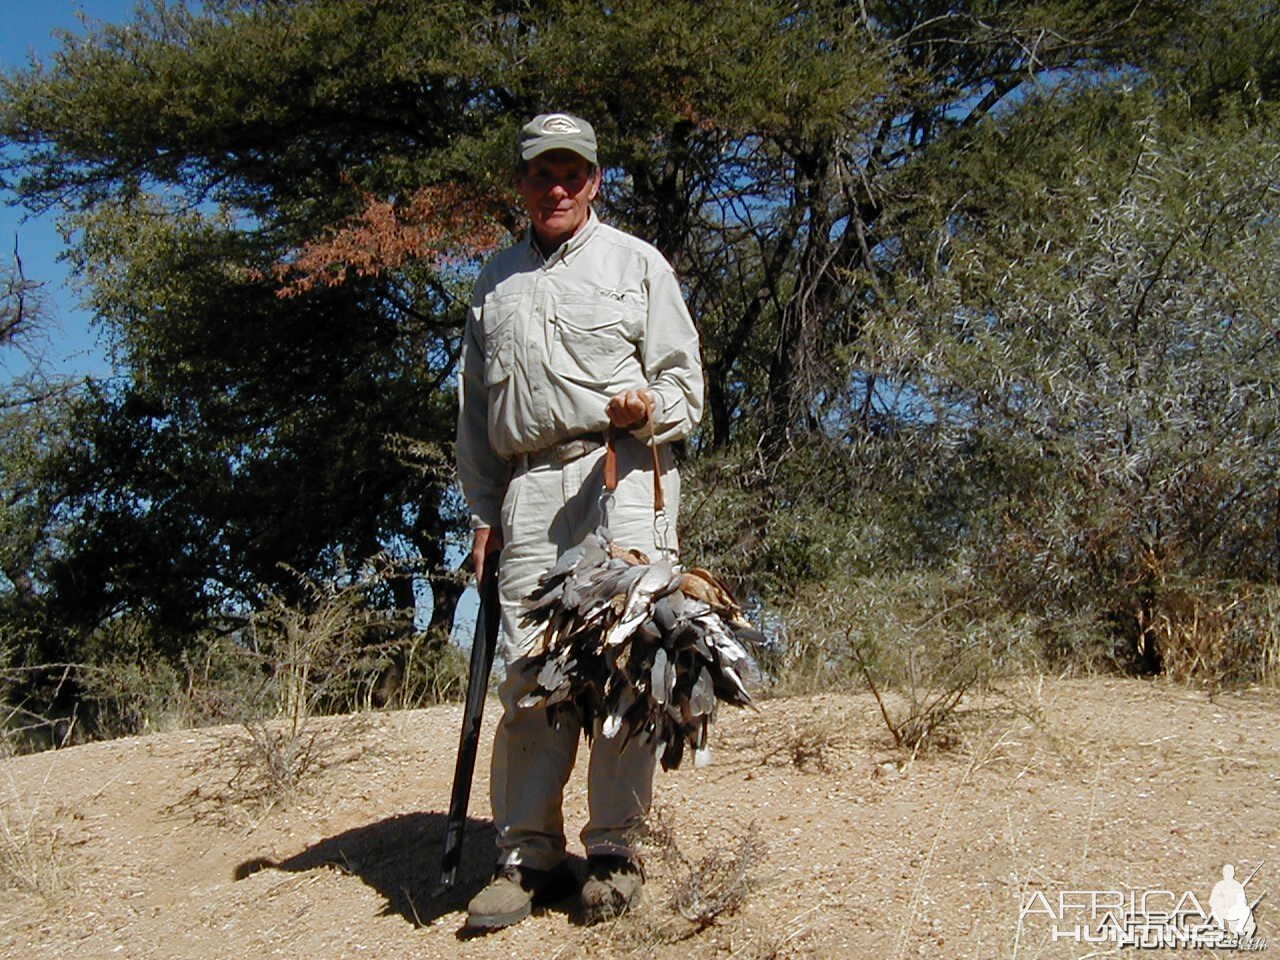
[667,826,763,929]
[1145,585,1280,690]
[642,806,767,931]
[582,804,772,955]
[852,639,977,756]
[754,709,849,773]
[0,767,73,906]
[165,715,368,831]
[3,677,1272,960]
[170,565,395,828]
[214,718,342,824]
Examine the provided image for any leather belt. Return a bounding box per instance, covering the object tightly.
[513,432,606,471]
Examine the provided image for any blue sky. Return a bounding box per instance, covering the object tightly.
[2,1,142,379]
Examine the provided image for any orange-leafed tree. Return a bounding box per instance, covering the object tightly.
[274,183,510,298]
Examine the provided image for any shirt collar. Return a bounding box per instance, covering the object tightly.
[526,209,599,266]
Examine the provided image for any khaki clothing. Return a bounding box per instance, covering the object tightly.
[454,212,703,870]
[456,211,703,531]
[496,434,680,661]
[492,435,678,868]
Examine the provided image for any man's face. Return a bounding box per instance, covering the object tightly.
[518,150,601,251]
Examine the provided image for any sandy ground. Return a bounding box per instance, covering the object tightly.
[1,676,1277,960]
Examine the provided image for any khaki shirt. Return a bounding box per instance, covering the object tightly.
[456,212,704,530]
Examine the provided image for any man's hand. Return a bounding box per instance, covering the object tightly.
[606,388,655,429]
[471,526,503,584]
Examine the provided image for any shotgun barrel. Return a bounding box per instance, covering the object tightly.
[436,558,500,893]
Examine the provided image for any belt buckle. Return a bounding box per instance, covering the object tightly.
[555,438,584,463]
[514,433,601,472]
[555,435,602,464]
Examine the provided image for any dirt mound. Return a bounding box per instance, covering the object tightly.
[1,678,1276,959]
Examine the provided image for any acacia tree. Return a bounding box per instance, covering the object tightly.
[1,2,501,658]
[466,0,1191,451]
[0,251,91,733]
[1,0,1274,716]
[854,83,1280,671]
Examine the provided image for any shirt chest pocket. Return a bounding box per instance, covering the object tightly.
[551,295,642,382]
[481,296,519,386]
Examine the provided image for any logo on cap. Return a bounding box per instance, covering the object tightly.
[540,114,582,135]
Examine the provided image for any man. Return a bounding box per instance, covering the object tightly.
[455,112,703,928]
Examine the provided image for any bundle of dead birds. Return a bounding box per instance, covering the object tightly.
[518,528,762,770]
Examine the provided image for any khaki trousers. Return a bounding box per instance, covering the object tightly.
[491,433,679,869]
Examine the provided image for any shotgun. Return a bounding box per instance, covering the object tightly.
[436,556,501,893]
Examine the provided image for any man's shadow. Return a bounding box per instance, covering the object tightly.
[233,812,576,929]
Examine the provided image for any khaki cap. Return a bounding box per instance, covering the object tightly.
[518,112,598,165]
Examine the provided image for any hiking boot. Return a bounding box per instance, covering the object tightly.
[466,862,576,930]
[580,854,644,924]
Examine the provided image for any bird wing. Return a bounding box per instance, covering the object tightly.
[602,559,681,647]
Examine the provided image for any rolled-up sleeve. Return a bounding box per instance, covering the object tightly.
[635,260,704,445]
[456,296,510,530]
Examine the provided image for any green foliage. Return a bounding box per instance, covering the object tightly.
[3,0,483,660]
[3,0,1280,746]
[860,93,1280,672]
[69,616,268,740]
